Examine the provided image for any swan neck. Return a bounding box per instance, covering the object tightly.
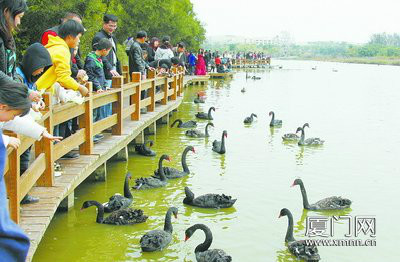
[208,108,213,118]
[299,128,305,144]
[285,212,295,242]
[205,124,211,136]
[93,201,104,223]
[182,148,190,173]
[184,188,194,204]
[299,182,311,209]
[163,209,173,233]
[195,225,213,253]
[124,175,133,199]
[158,157,167,181]
[221,133,226,151]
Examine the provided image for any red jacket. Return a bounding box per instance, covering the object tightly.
[215,57,221,65]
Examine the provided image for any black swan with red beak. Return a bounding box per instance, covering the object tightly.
[185,224,232,262]
[291,179,351,210]
[153,146,195,179]
[133,154,171,190]
[279,208,320,261]
[212,130,227,154]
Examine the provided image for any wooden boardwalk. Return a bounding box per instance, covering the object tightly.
[0,66,215,261]
[22,100,182,261]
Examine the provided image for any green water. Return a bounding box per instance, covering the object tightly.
[33,60,398,261]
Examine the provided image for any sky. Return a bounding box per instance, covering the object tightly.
[191,0,400,43]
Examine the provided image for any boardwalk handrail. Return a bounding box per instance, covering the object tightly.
[3,66,185,223]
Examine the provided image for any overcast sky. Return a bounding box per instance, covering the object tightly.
[191,0,400,43]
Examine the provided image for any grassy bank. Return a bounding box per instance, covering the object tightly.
[279,56,400,66]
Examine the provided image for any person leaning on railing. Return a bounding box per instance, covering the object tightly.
[35,19,88,161]
[0,80,62,262]
[84,38,113,144]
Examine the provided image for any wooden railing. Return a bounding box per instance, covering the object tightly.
[231,58,271,66]
[3,66,185,223]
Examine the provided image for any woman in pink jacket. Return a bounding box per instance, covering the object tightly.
[195,50,207,75]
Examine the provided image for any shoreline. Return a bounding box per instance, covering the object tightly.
[277,56,400,66]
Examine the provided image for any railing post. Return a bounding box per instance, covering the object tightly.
[162,77,168,105]
[79,82,93,155]
[131,72,141,121]
[36,93,54,187]
[112,76,123,135]
[171,67,178,100]
[179,66,184,95]
[147,70,155,112]
[122,65,130,84]
[5,135,20,223]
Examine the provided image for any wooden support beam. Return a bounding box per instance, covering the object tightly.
[58,191,74,211]
[88,162,107,182]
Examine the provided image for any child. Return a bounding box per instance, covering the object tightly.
[35,19,88,97]
[15,42,52,204]
[84,38,113,143]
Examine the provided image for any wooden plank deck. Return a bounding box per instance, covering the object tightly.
[209,72,234,79]
[183,75,210,85]
[21,97,183,262]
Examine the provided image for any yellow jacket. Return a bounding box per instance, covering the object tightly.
[36,35,79,93]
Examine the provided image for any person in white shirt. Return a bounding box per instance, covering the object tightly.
[155,36,174,61]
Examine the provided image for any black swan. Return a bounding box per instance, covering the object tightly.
[195,107,215,120]
[135,140,156,156]
[251,76,261,80]
[241,87,246,93]
[185,123,214,138]
[279,208,320,261]
[282,123,309,142]
[103,172,133,213]
[153,146,195,179]
[194,94,205,104]
[244,113,257,124]
[183,187,236,208]
[140,207,178,252]
[291,178,351,210]
[185,224,232,262]
[171,119,197,128]
[296,124,324,146]
[81,200,148,225]
[269,111,282,127]
[212,130,227,154]
[132,154,170,190]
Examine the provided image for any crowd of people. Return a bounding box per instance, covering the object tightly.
[0,0,213,259]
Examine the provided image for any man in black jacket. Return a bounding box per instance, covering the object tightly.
[128,31,154,112]
[92,14,121,86]
[128,31,152,78]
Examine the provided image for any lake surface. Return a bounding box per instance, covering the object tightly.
[33,60,399,261]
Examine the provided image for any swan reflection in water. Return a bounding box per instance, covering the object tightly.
[183,205,237,220]
[293,208,352,234]
[276,248,300,262]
